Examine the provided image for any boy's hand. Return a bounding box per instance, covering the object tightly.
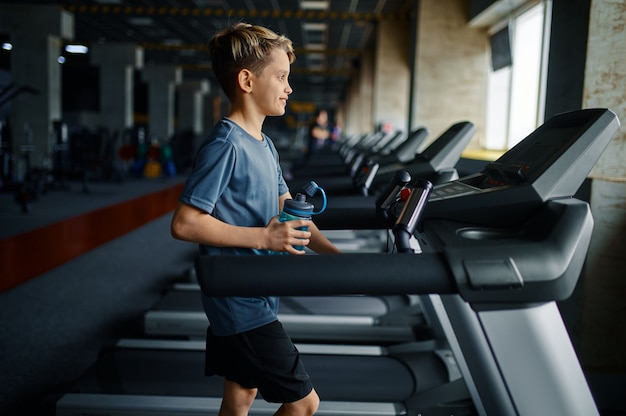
[265,216,312,255]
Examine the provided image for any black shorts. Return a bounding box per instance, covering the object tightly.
[205,320,313,403]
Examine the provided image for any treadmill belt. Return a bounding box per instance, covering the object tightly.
[153,290,392,316]
[68,347,430,402]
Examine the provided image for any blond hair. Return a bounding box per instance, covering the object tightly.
[208,22,295,100]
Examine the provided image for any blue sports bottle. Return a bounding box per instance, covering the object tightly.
[278,181,327,252]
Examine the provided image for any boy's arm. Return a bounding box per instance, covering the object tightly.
[171,201,313,254]
[308,222,342,254]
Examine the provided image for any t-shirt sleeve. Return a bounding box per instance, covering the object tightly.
[179,139,236,213]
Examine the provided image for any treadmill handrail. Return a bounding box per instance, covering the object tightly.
[431,198,594,304]
[196,252,456,297]
[196,199,593,306]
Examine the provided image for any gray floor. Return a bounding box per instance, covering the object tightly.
[0,176,186,239]
[0,179,197,414]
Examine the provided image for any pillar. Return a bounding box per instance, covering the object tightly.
[90,43,144,134]
[412,0,488,146]
[580,0,626,373]
[373,19,410,132]
[0,4,73,167]
[142,64,181,142]
[177,79,210,136]
[345,48,374,136]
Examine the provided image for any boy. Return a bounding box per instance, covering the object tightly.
[171,23,340,416]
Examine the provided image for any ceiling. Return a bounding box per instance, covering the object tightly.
[2,0,414,115]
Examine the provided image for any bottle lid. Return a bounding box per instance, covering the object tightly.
[284,193,314,215]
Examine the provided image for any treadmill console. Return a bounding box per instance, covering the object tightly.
[425,108,620,226]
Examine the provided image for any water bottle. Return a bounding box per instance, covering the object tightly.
[279,193,314,251]
[277,181,328,253]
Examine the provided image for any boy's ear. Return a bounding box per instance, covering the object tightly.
[237,69,253,93]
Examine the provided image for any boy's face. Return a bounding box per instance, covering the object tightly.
[250,48,293,117]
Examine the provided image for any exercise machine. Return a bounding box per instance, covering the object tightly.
[197,108,618,415]
[55,108,619,415]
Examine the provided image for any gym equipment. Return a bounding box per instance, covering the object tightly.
[297,122,473,198]
[142,122,477,343]
[143,173,429,344]
[56,337,464,415]
[311,121,475,230]
[197,108,618,415]
[357,121,475,196]
[55,108,619,416]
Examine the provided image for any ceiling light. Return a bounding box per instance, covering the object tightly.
[128,17,155,26]
[2,42,12,51]
[65,44,89,54]
[303,22,327,32]
[305,43,326,50]
[300,1,329,10]
[303,21,327,50]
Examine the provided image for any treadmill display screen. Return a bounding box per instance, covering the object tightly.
[488,124,583,183]
[434,122,585,200]
[430,174,510,200]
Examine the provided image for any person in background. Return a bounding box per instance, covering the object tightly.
[308,109,331,151]
[287,109,331,178]
[330,118,342,145]
[170,22,340,416]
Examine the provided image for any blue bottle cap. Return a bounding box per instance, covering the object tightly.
[283,193,314,216]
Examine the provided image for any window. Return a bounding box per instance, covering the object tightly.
[484,1,551,150]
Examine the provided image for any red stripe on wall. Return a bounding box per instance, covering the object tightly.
[0,183,184,293]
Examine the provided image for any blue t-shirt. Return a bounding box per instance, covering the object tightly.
[179,118,289,336]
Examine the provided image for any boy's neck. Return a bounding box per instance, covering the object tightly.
[228,108,265,141]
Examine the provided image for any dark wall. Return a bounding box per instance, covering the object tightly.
[62,64,99,112]
[468,0,497,20]
[543,0,592,118]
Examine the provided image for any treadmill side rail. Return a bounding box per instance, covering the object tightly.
[56,394,406,416]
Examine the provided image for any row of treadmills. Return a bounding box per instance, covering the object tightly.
[54,109,620,415]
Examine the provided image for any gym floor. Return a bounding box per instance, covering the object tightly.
[0,176,198,414]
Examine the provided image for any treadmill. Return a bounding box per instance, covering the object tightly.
[356,121,475,196]
[296,121,472,198]
[143,174,428,344]
[55,108,619,416]
[142,122,476,343]
[55,171,466,416]
[311,121,475,231]
[287,129,394,182]
[345,128,417,180]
